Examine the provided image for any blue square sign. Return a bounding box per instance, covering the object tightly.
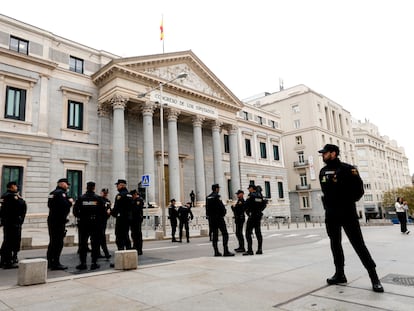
[141,174,150,187]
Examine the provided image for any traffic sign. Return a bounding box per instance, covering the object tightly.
[141,174,150,187]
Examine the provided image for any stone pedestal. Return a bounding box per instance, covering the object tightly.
[64,235,75,246]
[18,258,47,286]
[200,228,209,236]
[114,250,138,270]
[20,237,33,250]
[155,231,164,240]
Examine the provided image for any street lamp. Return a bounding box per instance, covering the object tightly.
[138,73,187,236]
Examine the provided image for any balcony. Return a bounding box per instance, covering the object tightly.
[295,184,311,191]
[293,160,309,168]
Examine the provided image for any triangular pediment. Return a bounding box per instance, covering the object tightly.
[92,50,243,112]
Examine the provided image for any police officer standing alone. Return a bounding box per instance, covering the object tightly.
[168,199,179,242]
[232,190,246,253]
[73,181,106,270]
[111,179,132,250]
[47,178,73,270]
[178,202,194,243]
[205,184,234,257]
[0,181,27,269]
[318,144,384,293]
[130,189,144,255]
[243,185,266,256]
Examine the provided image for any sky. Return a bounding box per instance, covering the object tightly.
[2,0,414,174]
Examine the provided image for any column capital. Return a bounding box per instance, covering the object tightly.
[97,102,111,117]
[111,94,128,110]
[167,108,181,121]
[225,123,238,133]
[211,120,223,131]
[142,101,156,116]
[192,115,205,127]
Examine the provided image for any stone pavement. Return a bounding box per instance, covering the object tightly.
[0,224,413,310]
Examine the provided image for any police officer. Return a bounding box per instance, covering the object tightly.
[319,144,384,293]
[232,190,246,253]
[111,179,132,250]
[99,188,112,259]
[178,202,194,243]
[205,184,234,257]
[0,181,27,269]
[168,199,179,242]
[47,178,73,270]
[243,185,266,256]
[73,181,106,270]
[130,189,144,255]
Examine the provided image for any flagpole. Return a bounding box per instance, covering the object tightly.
[160,14,164,53]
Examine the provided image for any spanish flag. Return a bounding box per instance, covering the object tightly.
[160,17,164,41]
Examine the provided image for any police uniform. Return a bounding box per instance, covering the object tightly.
[111,180,132,250]
[177,203,194,243]
[73,182,106,270]
[168,199,179,242]
[47,178,72,270]
[243,186,266,255]
[130,190,144,255]
[99,190,112,258]
[0,182,27,269]
[319,144,384,292]
[232,190,246,252]
[205,184,234,257]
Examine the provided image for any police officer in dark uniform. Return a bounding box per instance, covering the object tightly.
[168,199,179,242]
[99,188,112,259]
[130,189,144,255]
[243,184,266,256]
[0,181,27,269]
[319,144,384,293]
[178,202,194,243]
[73,181,106,270]
[205,184,234,257]
[232,190,246,253]
[47,178,73,270]
[111,179,132,250]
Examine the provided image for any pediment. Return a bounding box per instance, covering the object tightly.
[92,50,243,112]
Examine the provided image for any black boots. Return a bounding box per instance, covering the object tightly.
[326,272,347,285]
[368,269,384,293]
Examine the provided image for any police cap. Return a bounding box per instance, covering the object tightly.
[115,179,127,185]
[318,144,340,155]
[57,178,70,185]
[211,184,220,191]
[235,190,244,195]
[6,181,17,188]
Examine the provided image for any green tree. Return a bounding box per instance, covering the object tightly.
[382,186,414,216]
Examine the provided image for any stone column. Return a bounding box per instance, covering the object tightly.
[167,108,181,202]
[229,124,241,197]
[212,121,224,187]
[193,115,206,204]
[111,94,127,182]
[142,101,156,204]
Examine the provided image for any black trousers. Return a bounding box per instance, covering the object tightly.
[1,224,21,264]
[47,220,66,265]
[179,220,190,241]
[170,219,177,239]
[234,217,245,248]
[131,221,143,253]
[245,216,262,251]
[211,218,229,251]
[115,220,131,250]
[325,217,376,272]
[397,212,408,233]
[78,224,100,264]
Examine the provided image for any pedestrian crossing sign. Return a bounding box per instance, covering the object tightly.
[141,174,150,187]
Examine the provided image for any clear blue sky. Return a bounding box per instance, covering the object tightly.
[2,0,414,174]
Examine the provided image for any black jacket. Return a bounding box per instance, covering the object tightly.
[47,187,72,224]
[206,191,226,220]
[73,191,106,227]
[0,190,27,226]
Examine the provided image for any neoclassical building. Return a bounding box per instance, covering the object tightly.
[0,14,290,225]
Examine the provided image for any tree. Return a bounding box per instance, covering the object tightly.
[382,186,414,216]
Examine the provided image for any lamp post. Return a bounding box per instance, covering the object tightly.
[138,73,187,236]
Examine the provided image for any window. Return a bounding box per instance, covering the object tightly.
[67,100,83,130]
[10,36,28,55]
[292,104,300,113]
[67,170,82,200]
[294,120,300,129]
[1,166,23,194]
[257,116,263,125]
[277,181,284,199]
[69,56,84,74]
[223,134,230,153]
[300,173,308,186]
[264,181,271,198]
[259,142,267,159]
[364,194,373,201]
[245,139,252,156]
[273,145,280,161]
[302,196,310,208]
[298,151,305,163]
[243,111,248,120]
[227,179,232,199]
[5,86,26,121]
[295,136,302,145]
[270,120,276,129]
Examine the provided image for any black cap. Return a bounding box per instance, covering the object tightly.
[87,181,96,187]
[115,179,127,185]
[235,190,244,195]
[212,184,220,191]
[248,184,257,190]
[318,144,340,155]
[170,198,176,203]
[130,189,138,195]
[6,181,17,188]
[57,178,70,185]
[101,188,109,193]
